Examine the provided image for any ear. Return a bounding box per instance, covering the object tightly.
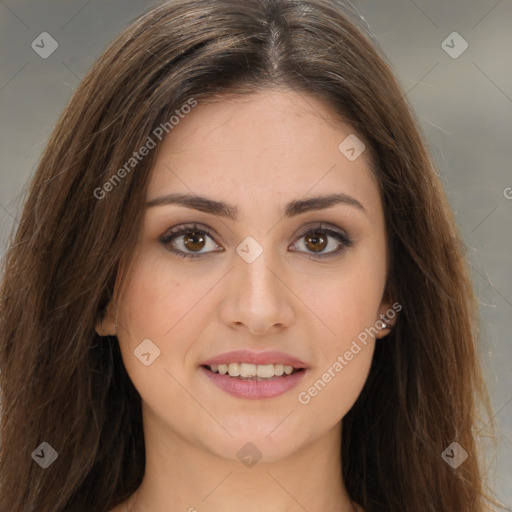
[95,300,117,337]
[375,287,399,339]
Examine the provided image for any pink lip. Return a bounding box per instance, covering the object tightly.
[200,350,309,368]
[200,366,307,399]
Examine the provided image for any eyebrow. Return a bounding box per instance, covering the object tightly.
[145,192,367,218]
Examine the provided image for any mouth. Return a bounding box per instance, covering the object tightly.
[199,362,307,399]
[201,363,305,381]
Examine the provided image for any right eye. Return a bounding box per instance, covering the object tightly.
[160,223,224,259]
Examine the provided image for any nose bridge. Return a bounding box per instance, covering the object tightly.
[222,236,294,334]
[237,239,280,305]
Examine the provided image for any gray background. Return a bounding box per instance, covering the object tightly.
[0,0,510,507]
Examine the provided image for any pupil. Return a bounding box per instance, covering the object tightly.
[184,232,205,251]
[306,231,327,252]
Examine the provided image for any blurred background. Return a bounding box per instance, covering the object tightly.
[0,0,511,507]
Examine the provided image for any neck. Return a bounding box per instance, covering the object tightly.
[126,406,357,512]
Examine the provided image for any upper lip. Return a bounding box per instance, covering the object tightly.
[200,350,309,369]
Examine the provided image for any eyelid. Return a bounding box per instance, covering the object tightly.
[161,223,219,243]
[294,222,350,241]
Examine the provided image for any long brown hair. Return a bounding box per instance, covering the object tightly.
[0,1,496,510]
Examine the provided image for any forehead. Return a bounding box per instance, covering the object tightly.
[146,89,381,220]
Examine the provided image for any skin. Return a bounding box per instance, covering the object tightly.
[98,88,394,512]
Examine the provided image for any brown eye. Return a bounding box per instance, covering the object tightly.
[291,225,353,259]
[183,232,206,252]
[160,224,223,259]
[304,231,328,252]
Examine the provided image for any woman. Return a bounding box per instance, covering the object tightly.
[0,0,496,511]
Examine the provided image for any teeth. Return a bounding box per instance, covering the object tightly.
[208,363,297,378]
[227,363,241,377]
[256,364,274,378]
[240,363,256,377]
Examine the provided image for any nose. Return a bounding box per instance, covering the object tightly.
[219,243,295,335]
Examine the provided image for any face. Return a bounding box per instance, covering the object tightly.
[97,88,393,464]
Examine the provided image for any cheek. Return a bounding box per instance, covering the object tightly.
[295,269,380,420]
[114,252,219,379]
[296,343,375,428]
[114,255,194,406]
[293,249,385,414]
[113,256,185,390]
[304,256,387,342]
[117,254,186,340]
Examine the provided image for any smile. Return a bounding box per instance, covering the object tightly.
[205,362,300,379]
[200,364,306,399]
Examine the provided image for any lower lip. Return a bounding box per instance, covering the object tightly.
[200,366,307,399]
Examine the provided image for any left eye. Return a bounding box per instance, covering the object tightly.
[160,223,352,260]
[290,225,352,258]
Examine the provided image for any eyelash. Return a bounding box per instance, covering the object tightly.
[160,223,353,260]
